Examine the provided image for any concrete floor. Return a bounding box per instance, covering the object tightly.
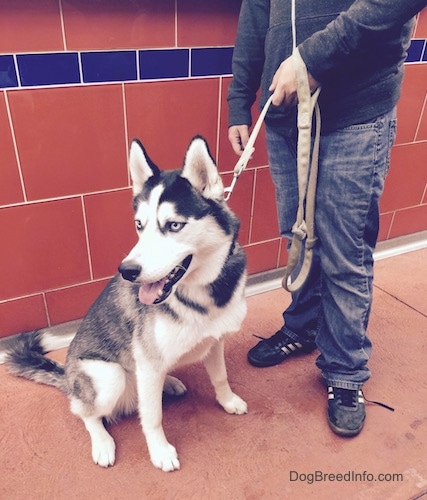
[1,249,426,499]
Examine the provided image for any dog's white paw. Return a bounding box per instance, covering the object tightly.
[149,443,180,472]
[220,393,248,415]
[163,375,187,397]
[92,434,116,467]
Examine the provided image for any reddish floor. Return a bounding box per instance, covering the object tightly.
[1,249,426,499]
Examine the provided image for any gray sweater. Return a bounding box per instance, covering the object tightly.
[228,0,426,134]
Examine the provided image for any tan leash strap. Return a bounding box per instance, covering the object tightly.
[224,49,321,294]
[283,47,321,292]
[224,95,273,201]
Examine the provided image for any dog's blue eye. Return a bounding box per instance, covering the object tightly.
[135,220,143,231]
[167,221,185,233]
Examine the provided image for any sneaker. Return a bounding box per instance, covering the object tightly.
[247,329,316,367]
[327,386,366,437]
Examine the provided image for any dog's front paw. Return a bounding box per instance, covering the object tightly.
[149,443,180,472]
[220,393,248,415]
[163,375,187,396]
[92,434,116,467]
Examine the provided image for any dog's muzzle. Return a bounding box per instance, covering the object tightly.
[118,255,193,305]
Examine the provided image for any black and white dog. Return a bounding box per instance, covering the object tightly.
[6,136,247,471]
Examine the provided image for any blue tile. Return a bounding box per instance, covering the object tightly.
[139,49,189,80]
[0,55,18,88]
[422,41,427,62]
[191,47,233,77]
[406,39,425,63]
[81,51,137,83]
[17,53,80,87]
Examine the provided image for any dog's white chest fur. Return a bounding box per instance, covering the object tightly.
[147,283,247,369]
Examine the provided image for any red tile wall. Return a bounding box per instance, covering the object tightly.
[0,2,426,337]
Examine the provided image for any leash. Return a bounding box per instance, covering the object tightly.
[224,3,321,292]
[282,48,321,292]
[224,94,273,202]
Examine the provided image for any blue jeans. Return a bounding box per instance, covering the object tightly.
[266,108,397,389]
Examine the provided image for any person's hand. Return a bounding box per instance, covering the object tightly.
[228,125,250,156]
[269,54,319,108]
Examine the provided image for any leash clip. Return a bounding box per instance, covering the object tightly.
[224,175,238,201]
[223,146,254,201]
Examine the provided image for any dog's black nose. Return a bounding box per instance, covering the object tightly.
[118,262,142,282]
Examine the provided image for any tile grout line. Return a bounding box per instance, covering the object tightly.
[0,70,266,91]
[3,90,27,203]
[12,54,21,87]
[77,52,83,84]
[421,183,427,206]
[386,211,396,240]
[79,195,94,281]
[174,0,178,48]
[58,0,67,51]
[121,83,131,187]
[41,292,52,327]
[0,187,131,210]
[135,50,140,80]
[247,168,257,244]
[373,283,427,319]
[276,237,284,269]
[413,92,427,142]
[215,77,223,162]
[0,276,111,306]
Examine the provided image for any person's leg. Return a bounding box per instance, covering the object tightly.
[282,247,321,343]
[247,127,321,367]
[315,109,397,434]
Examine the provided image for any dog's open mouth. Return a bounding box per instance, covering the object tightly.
[138,255,192,305]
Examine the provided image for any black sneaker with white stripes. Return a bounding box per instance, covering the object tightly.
[247,329,316,367]
[327,387,366,437]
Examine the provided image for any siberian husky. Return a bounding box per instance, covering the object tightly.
[5,136,247,472]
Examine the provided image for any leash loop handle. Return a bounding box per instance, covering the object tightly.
[283,48,321,292]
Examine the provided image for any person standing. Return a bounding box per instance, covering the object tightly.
[228,0,426,436]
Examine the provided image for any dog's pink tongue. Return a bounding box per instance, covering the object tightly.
[138,278,167,305]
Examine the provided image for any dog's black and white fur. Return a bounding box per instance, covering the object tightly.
[6,136,247,471]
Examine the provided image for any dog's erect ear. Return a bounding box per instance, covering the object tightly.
[181,136,224,200]
[128,139,160,196]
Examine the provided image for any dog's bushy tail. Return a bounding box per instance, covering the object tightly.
[5,331,69,394]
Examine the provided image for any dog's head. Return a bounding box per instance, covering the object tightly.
[118,136,239,305]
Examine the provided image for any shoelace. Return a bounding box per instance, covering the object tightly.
[333,387,395,412]
[334,387,359,408]
[362,390,395,412]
